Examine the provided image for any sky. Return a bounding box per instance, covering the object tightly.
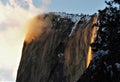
[0,0,106,81]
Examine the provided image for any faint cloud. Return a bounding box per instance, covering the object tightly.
[40,0,51,12]
[15,0,30,10]
[0,68,14,81]
[0,0,52,81]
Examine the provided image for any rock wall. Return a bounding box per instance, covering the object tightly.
[16,13,98,82]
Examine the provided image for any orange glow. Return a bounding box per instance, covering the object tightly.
[86,15,98,68]
[25,15,52,43]
[86,27,97,67]
[87,47,92,67]
[24,16,45,43]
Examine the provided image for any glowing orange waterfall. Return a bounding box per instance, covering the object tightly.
[86,27,97,67]
[87,47,92,67]
[86,15,98,68]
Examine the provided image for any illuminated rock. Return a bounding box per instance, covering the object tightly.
[16,12,97,82]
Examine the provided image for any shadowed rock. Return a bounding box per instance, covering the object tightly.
[16,12,97,82]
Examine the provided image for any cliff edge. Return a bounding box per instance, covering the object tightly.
[16,13,97,82]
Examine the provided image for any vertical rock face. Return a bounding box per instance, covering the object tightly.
[16,12,97,82]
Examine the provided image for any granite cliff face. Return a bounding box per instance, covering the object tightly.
[16,12,97,82]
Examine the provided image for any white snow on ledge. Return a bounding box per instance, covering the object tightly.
[54,12,82,22]
[69,18,80,37]
[54,12,92,37]
[94,50,109,57]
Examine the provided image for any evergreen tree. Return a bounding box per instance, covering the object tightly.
[92,0,120,55]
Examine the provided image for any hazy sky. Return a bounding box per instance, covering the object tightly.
[31,0,106,14]
[0,0,106,81]
[48,0,106,14]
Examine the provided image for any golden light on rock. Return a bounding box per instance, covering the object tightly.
[86,15,98,68]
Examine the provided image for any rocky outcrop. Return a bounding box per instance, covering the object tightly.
[16,12,97,82]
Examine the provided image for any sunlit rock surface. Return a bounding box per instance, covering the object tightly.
[16,12,97,82]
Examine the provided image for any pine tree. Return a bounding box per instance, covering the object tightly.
[92,0,120,55]
[77,1,120,82]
